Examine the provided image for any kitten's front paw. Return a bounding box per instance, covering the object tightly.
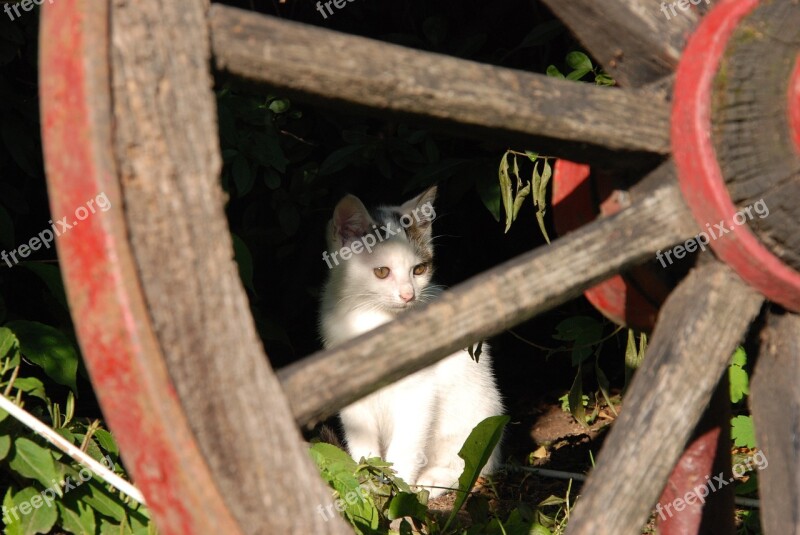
[414,467,461,498]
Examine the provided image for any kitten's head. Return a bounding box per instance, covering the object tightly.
[324,187,438,313]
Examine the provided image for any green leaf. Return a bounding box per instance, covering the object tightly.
[263,168,282,190]
[595,73,616,86]
[3,486,58,535]
[546,65,565,79]
[530,523,553,535]
[729,347,749,403]
[499,152,514,233]
[731,347,747,367]
[0,433,10,461]
[566,51,592,71]
[444,415,509,531]
[553,316,603,366]
[533,159,552,244]
[20,263,69,311]
[6,321,80,393]
[624,329,643,388]
[0,325,19,358]
[58,500,97,535]
[9,437,60,489]
[567,367,588,427]
[566,67,592,81]
[94,428,120,456]
[309,442,359,473]
[387,492,427,521]
[729,367,749,404]
[319,145,364,176]
[476,172,501,222]
[268,98,290,114]
[84,480,128,523]
[231,154,254,197]
[11,376,47,401]
[99,517,135,535]
[258,126,289,172]
[595,357,617,417]
[731,415,756,448]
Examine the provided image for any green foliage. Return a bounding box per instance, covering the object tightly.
[0,326,152,533]
[312,416,509,535]
[444,415,509,531]
[549,316,621,426]
[624,329,647,389]
[546,51,616,86]
[731,415,756,450]
[5,320,79,394]
[310,442,423,534]
[728,347,757,449]
[729,346,749,404]
[498,150,553,242]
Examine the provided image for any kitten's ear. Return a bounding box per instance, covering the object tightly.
[401,186,437,244]
[400,186,437,224]
[330,194,373,247]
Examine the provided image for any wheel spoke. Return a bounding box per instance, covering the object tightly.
[564,262,763,535]
[279,163,697,427]
[209,5,669,164]
[750,311,800,535]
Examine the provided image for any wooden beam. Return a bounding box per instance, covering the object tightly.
[39,1,241,533]
[278,162,699,427]
[750,311,800,535]
[109,0,351,532]
[540,0,714,87]
[208,5,670,165]
[564,262,763,535]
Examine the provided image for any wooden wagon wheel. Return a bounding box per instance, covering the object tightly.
[37,0,798,533]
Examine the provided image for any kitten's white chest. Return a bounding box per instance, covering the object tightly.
[321,307,394,347]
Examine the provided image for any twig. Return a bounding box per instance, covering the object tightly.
[0,394,145,504]
[508,465,760,509]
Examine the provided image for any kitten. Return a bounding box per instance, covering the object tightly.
[319,187,503,498]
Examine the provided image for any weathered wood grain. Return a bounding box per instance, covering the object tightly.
[109,1,351,532]
[712,1,800,271]
[279,163,699,427]
[39,1,241,533]
[564,262,763,535]
[750,311,800,535]
[540,0,714,87]
[208,5,670,166]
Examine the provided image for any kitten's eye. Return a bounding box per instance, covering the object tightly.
[374,267,390,279]
[413,263,427,276]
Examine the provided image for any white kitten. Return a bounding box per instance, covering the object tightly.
[319,187,503,498]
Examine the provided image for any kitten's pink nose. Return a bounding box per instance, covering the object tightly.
[399,290,415,303]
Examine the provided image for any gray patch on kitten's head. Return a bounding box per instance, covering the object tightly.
[328,186,437,263]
